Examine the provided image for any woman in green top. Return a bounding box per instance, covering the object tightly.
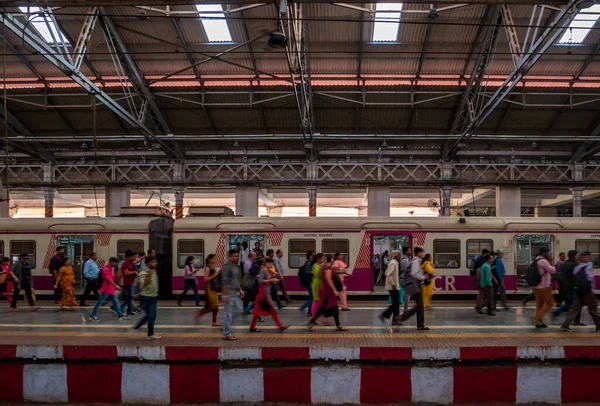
[311,253,325,317]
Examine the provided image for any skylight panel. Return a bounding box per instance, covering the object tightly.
[19,6,69,44]
[372,3,403,42]
[559,4,600,44]
[195,4,233,43]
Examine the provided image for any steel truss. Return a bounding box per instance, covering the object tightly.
[444,0,580,159]
[2,161,598,188]
[0,9,181,159]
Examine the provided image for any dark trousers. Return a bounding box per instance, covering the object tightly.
[53,270,62,302]
[80,278,99,305]
[400,292,424,328]
[553,293,581,323]
[120,284,134,315]
[476,286,494,313]
[243,287,255,310]
[562,292,600,330]
[493,279,508,309]
[178,279,200,304]
[382,289,400,319]
[135,296,158,337]
[279,276,291,302]
[12,283,35,308]
[271,284,282,308]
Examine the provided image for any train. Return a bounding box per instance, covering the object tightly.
[1,207,599,297]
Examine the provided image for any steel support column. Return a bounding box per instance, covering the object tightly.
[308,186,317,217]
[571,186,583,217]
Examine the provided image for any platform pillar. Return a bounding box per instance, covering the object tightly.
[44,188,54,218]
[308,186,317,217]
[174,187,185,219]
[441,186,452,217]
[0,184,9,218]
[366,186,390,217]
[235,186,259,217]
[495,186,521,217]
[105,187,130,217]
[571,187,584,218]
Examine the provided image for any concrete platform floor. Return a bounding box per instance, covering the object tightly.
[0,300,598,347]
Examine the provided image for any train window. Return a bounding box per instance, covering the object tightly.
[288,239,316,268]
[117,240,144,261]
[177,239,204,269]
[467,239,494,268]
[11,240,36,268]
[228,235,265,263]
[433,239,460,268]
[575,240,600,267]
[322,239,349,262]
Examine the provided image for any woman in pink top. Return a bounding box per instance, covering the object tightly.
[332,253,350,311]
[532,247,556,328]
[89,257,126,322]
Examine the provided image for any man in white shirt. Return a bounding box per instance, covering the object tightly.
[395,247,430,330]
[379,250,401,324]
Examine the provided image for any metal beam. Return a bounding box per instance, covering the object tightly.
[0,0,574,5]
[454,188,495,207]
[0,10,180,159]
[445,0,579,159]
[0,102,55,162]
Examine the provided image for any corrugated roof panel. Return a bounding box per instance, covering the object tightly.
[420,58,468,75]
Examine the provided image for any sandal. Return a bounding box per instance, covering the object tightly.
[279,325,289,331]
[223,335,238,341]
[417,326,430,331]
[307,321,315,331]
[249,328,261,333]
[336,326,348,331]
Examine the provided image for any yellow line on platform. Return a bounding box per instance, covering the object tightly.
[0,331,598,339]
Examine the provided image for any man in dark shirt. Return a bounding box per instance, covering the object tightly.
[120,250,138,316]
[49,246,66,303]
[11,253,39,311]
[552,250,583,324]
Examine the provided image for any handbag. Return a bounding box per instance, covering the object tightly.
[333,273,344,292]
[403,274,422,296]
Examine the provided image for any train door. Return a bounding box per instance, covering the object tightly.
[57,235,95,294]
[149,218,174,298]
[514,234,554,291]
[228,234,266,264]
[372,234,410,292]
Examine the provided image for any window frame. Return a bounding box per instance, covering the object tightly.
[575,239,600,268]
[433,238,461,269]
[116,239,144,261]
[322,238,350,261]
[466,239,494,268]
[177,239,205,269]
[288,239,316,268]
[11,240,37,269]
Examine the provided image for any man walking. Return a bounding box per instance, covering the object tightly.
[493,250,510,310]
[222,249,243,341]
[89,257,126,322]
[50,246,66,303]
[298,251,314,316]
[275,249,292,303]
[120,250,138,316]
[10,253,39,312]
[395,247,429,330]
[379,250,401,325]
[561,251,600,332]
[134,256,160,340]
[475,254,496,316]
[80,252,100,306]
[552,250,583,325]
[531,247,556,328]
[399,247,411,312]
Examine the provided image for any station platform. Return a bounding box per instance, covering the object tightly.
[1,301,599,404]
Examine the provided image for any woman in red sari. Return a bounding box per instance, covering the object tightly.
[0,257,13,306]
[249,258,289,332]
[308,260,348,332]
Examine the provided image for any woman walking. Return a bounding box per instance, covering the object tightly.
[249,258,289,332]
[308,256,348,332]
[54,258,77,311]
[177,256,201,306]
[333,253,350,311]
[196,254,220,326]
[421,254,435,310]
[310,254,325,317]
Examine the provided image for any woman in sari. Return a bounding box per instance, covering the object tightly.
[196,254,220,326]
[54,258,77,310]
[249,258,289,332]
[308,257,348,332]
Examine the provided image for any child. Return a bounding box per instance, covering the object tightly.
[54,258,77,311]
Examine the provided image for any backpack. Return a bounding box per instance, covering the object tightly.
[525,258,544,287]
[210,270,222,293]
[470,256,485,277]
[297,261,312,288]
[572,264,593,296]
[249,260,261,277]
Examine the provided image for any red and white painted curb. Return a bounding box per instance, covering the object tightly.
[2,345,600,404]
[3,344,600,361]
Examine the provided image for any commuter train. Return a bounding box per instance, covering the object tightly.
[1,208,599,296]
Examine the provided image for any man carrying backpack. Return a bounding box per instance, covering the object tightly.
[298,251,314,316]
[530,247,556,328]
[552,250,583,325]
[561,251,600,332]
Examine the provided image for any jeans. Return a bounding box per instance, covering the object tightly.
[80,278,99,305]
[223,296,241,338]
[300,287,313,316]
[91,292,122,317]
[554,294,581,323]
[179,279,200,304]
[12,282,35,308]
[382,289,400,319]
[135,296,158,337]
[121,284,134,315]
